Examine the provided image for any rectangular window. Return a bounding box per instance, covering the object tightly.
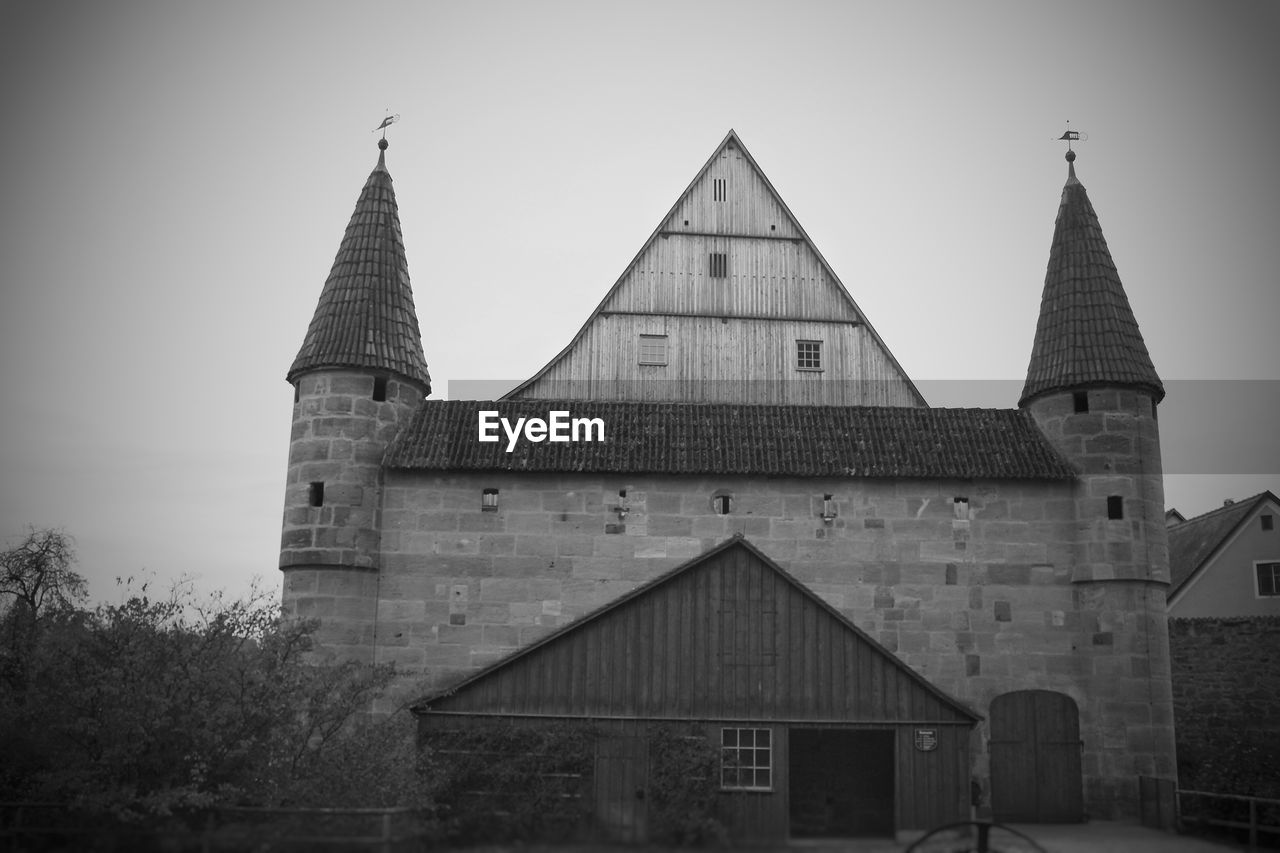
[954,496,970,520]
[721,728,772,791]
[713,178,726,201]
[1263,514,1274,531]
[1257,562,1280,597]
[482,488,499,511]
[308,482,324,508]
[639,334,668,365]
[796,340,822,371]
[709,253,727,278]
[1107,495,1124,520]
[1073,391,1089,413]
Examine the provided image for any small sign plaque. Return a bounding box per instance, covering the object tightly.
[914,729,938,752]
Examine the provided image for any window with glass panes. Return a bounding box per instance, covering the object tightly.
[639,334,668,365]
[1257,562,1280,597]
[721,728,772,790]
[796,340,822,370]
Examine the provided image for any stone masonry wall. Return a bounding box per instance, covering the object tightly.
[1170,616,1280,752]
[356,469,1175,818]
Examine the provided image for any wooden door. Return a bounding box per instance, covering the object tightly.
[989,690,1083,822]
[594,734,649,842]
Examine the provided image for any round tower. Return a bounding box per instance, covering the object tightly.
[280,139,431,663]
[1020,149,1175,819]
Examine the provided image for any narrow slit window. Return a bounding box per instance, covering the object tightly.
[822,493,836,519]
[1073,391,1089,413]
[372,376,388,402]
[712,178,726,201]
[1107,496,1124,520]
[639,334,668,365]
[482,488,499,511]
[709,253,727,278]
[796,340,822,371]
[293,382,300,404]
[308,482,324,508]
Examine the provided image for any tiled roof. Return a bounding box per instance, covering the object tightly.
[1020,157,1162,405]
[1168,492,1276,595]
[384,400,1077,480]
[287,142,431,391]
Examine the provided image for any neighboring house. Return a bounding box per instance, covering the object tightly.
[279,133,1176,841]
[1167,491,1280,617]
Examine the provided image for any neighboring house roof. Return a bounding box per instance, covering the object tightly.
[504,129,926,406]
[1020,153,1163,406]
[1165,508,1186,526]
[288,140,432,391]
[414,535,980,723]
[1168,491,1279,596]
[384,400,1077,479]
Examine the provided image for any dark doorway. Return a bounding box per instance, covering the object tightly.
[595,734,648,842]
[789,728,894,838]
[989,690,1084,822]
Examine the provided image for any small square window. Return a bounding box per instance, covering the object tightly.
[1256,562,1280,597]
[482,488,499,511]
[721,727,772,790]
[709,253,727,278]
[713,493,733,515]
[639,334,668,366]
[796,340,822,371]
[1263,514,1274,532]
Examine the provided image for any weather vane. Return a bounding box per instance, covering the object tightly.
[374,113,401,140]
[1056,120,1087,152]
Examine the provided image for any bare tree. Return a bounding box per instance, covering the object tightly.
[0,526,86,618]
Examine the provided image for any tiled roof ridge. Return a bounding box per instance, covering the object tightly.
[1169,491,1271,528]
[1020,160,1163,406]
[287,143,431,391]
[384,399,1077,480]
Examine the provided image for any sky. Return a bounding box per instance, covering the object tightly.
[1,0,1277,603]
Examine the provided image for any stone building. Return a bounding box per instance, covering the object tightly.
[279,132,1176,841]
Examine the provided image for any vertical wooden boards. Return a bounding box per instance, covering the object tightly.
[424,540,976,726]
[989,690,1084,822]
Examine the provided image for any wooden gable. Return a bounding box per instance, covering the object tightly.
[507,131,924,407]
[417,536,977,724]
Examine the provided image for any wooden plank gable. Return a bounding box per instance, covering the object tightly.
[417,536,977,724]
[507,131,925,406]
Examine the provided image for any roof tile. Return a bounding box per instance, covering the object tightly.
[288,144,431,390]
[385,401,1077,480]
[1020,164,1162,405]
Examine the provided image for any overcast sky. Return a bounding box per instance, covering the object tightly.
[1,0,1277,603]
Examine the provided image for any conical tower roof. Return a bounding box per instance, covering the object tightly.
[1020,152,1161,406]
[288,140,431,392]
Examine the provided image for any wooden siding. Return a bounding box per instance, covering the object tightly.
[516,314,918,406]
[603,236,859,320]
[423,541,973,724]
[510,132,923,406]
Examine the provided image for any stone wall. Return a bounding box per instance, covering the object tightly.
[337,468,1178,819]
[1170,616,1280,750]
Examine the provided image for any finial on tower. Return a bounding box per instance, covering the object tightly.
[1057,121,1087,181]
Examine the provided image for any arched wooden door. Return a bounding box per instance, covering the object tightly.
[989,690,1083,822]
